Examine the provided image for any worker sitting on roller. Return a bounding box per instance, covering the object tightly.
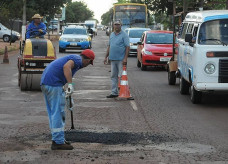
[26,14,47,39]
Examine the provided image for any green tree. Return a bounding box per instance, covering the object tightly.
[101,8,113,25]
[65,1,94,23]
[0,0,71,24]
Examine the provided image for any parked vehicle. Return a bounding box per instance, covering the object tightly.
[0,23,20,42]
[175,10,228,104]
[137,30,177,70]
[125,27,150,56]
[59,26,92,52]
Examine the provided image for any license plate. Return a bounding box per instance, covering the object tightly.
[160,57,171,62]
[70,43,77,46]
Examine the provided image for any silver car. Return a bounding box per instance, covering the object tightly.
[125,28,151,56]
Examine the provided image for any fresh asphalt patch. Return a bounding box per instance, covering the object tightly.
[65,130,180,145]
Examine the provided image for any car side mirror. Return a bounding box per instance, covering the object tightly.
[185,33,193,43]
[137,41,142,45]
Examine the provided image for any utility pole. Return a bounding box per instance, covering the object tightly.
[199,0,204,10]
[172,0,176,57]
[22,0,26,40]
[183,0,188,17]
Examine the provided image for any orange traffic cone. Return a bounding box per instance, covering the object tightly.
[118,65,134,100]
[3,46,9,64]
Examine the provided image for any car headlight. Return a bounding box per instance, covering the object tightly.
[144,50,152,55]
[80,38,87,42]
[204,63,215,74]
[60,37,68,42]
[44,63,49,67]
[130,43,133,46]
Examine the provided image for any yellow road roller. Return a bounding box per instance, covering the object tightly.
[17,38,56,91]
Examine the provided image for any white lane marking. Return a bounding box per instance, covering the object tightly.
[130,100,138,111]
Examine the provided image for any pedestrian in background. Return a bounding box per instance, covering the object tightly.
[40,49,95,150]
[104,20,130,98]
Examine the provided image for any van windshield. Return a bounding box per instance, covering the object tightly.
[198,19,228,45]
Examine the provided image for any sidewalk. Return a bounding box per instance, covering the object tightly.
[0,41,19,55]
[0,35,59,55]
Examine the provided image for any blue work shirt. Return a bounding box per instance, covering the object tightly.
[26,21,47,39]
[40,55,83,86]
[108,30,130,61]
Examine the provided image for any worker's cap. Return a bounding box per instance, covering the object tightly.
[32,14,43,19]
[81,49,95,65]
[114,20,121,25]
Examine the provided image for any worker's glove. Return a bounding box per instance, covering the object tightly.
[65,83,74,98]
[38,29,43,33]
[66,96,74,111]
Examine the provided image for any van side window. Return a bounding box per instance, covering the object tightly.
[180,23,188,39]
[193,25,198,37]
[178,23,183,38]
[187,23,194,34]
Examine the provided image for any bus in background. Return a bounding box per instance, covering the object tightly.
[113,3,148,31]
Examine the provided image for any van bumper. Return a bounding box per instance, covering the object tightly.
[196,83,228,91]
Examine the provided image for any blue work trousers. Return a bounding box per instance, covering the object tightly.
[41,85,66,144]
[110,60,123,95]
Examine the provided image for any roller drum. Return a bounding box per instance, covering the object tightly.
[20,73,41,91]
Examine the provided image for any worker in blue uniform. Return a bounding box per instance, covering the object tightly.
[40,49,95,150]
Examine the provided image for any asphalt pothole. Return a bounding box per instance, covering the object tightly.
[65,130,177,145]
[65,131,216,154]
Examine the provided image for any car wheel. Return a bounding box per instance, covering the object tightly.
[168,71,176,85]
[179,76,190,94]
[3,35,10,42]
[59,47,65,53]
[190,85,202,104]
[137,59,141,68]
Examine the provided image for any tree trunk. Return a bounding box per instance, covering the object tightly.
[227,0,228,9]
[183,0,188,17]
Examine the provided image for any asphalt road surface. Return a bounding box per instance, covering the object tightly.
[0,30,228,164]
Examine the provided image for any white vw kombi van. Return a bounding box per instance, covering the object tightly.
[178,10,228,104]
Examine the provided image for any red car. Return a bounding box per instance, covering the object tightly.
[137,30,177,71]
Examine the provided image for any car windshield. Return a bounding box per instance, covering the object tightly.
[63,28,87,35]
[85,24,95,28]
[198,19,228,45]
[146,33,173,44]
[129,30,148,38]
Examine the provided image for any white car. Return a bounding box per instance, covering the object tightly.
[0,23,20,42]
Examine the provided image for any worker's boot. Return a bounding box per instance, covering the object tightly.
[51,141,73,150]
